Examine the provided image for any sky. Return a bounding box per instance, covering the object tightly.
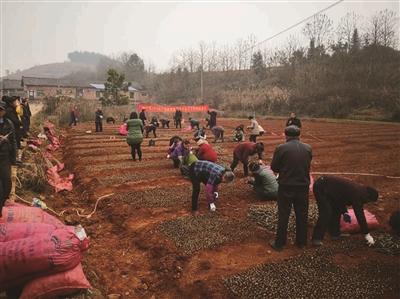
[0,0,399,76]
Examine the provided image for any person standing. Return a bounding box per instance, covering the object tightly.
[189,160,234,212]
[248,162,278,200]
[126,112,144,161]
[3,96,22,149]
[230,142,264,177]
[247,116,260,142]
[207,110,217,128]
[286,112,302,128]
[69,106,78,127]
[174,109,182,129]
[270,125,312,251]
[0,101,17,217]
[139,109,147,125]
[21,98,31,137]
[95,108,104,132]
[311,176,379,247]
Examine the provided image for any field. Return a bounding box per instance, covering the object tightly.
[53,118,400,298]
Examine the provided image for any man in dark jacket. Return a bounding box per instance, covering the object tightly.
[286,112,302,128]
[95,108,104,132]
[160,118,170,128]
[207,110,217,128]
[3,96,22,149]
[139,109,147,125]
[0,101,17,217]
[230,142,264,177]
[189,160,234,212]
[174,109,182,129]
[248,162,278,200]
[270,125,312,251]
[189,118,200,130]
[21,98,31,137]
[311,176,379,247]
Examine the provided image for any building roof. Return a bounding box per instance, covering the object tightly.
[0,79,23,90]
[90,83,139,92]
[21,76,92,88]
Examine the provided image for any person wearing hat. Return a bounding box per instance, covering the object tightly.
[311,176,379,247]
[3,96,22,149]
[230,142,264,177]
[0,101,17,217]
[270,125,312,251]
[248,161,278,200]
[189,160,234,212]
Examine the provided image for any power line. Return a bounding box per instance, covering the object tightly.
[243,0,345,54]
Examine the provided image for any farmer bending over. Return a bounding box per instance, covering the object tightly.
[248,162,278,200]
[189,160,234,212]
[230,142,264,177]
[189,117,200,130]
[211,126,224,143]
[311,175,379,247]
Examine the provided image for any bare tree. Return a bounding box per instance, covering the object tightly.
[379,9,398,48]
[303,13,333,48]
[337,12,360,50]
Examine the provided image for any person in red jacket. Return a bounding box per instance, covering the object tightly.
[230,142,264,176]
[196,138,217,162]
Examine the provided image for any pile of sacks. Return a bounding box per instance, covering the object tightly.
[0,201,90,298]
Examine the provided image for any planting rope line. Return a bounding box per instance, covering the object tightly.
[15,194,61,217]
[311,172,400,179]
[60,193,115,219]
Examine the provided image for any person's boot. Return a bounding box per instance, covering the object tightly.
[312,239,323,247]
[269,240,283,252]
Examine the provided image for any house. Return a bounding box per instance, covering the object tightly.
[89,82,148,103]
[0,79,24,97]
[21,76,97,100]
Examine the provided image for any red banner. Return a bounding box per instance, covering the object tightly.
[135,103,209,113]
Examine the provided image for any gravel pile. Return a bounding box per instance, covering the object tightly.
[374,232,400,255]
[98,169,178,185]
[159,214,254,255]
[248,202,319,234]
[224,245,396,299]
[114,185,189,208]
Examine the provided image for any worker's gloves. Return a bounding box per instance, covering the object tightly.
[343,213,352,223]
[365,233,375,246]
[214,192,219,199]
[258,159,263,164]
[166,154,170,159]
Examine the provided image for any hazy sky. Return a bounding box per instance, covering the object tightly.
[1,0,399,76]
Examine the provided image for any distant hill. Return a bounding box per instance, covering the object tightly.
[5,62,96,80]
[3,51,118,80]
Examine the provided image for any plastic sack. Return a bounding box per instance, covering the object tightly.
[340,208,380,233]
[0,228,89,289]
[46,166,74,193]
[119,123,128,136]
[0,205,64,227]
[0,222,58,242]
[19,263,91,299]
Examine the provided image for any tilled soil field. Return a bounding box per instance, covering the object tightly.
[52,118,399,298]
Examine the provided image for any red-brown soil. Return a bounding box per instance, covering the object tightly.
[48,118,399,298]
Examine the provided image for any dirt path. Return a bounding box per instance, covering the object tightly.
[50,118,399,298]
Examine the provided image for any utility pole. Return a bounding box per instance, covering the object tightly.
[200,65,204,100]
